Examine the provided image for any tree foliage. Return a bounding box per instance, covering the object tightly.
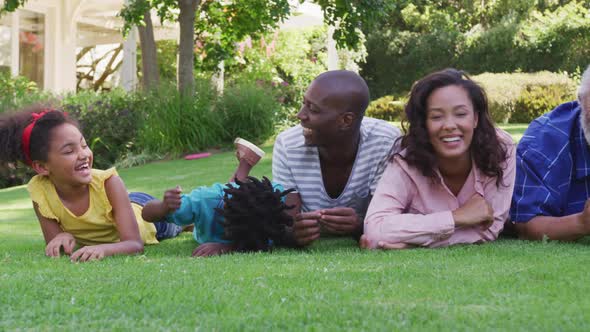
[0,0,26,14]
[362,0,590,97]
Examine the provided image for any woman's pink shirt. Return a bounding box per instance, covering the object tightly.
[364,130,516,248]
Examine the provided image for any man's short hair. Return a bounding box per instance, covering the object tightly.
[578,65,590,105]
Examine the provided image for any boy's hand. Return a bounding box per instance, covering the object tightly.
[192,243,234,257]
[162,186,183,213]
[45,232,76,257]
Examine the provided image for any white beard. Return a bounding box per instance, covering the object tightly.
[580,108,590,147]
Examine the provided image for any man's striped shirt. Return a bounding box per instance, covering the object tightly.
[272,117,401,217]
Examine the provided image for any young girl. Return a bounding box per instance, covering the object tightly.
[0,107,182,262]
[361,69,516,249]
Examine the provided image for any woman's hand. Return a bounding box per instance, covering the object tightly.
[452,194,494,228]
[45,232,76,257]
[359,234,414,250]
[70,245,107,262]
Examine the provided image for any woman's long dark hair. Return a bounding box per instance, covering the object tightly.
[399,68,508,186]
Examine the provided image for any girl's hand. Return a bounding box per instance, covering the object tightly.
[45,232,76,257]
[70,245,107,262]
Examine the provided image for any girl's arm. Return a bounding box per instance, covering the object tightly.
[33,202,76,257]
[70,175,143,262]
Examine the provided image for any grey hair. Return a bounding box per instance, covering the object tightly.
[578,65,590,104]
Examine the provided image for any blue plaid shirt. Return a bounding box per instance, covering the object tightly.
[510,101,590,223]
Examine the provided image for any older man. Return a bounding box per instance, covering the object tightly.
[272,70,401,246]
[510,65,590,240]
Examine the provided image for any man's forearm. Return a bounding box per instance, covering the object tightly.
[516,214,587,241]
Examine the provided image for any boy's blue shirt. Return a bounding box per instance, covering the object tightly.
[165,182,285,244]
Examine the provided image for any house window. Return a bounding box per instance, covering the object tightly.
[19,10,44,89]
[0,14,10,75]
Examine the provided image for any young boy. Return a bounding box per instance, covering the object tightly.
[142,138,296,257]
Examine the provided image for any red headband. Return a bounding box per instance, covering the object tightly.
[21,111,49,166]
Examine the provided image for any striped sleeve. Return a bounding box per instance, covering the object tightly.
[272,133,297,190]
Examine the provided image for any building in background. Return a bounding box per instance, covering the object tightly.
[0,0,331,92]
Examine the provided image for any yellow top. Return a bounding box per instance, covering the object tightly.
[27,168,158,246]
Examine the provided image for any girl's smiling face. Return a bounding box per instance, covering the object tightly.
[37,123,93,187]
[425,85,478,163]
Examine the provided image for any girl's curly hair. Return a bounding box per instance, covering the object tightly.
[219,176,295,252]
[399,68,508,186]
[0,106,76,165]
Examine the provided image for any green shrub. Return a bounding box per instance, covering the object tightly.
[0,163,32,189]
[472,71,576,123]
[215,81,280,144]
[0,73,48,113]
[363,30,462,98]
[62,89,141,169]
[366,96,406,121]
[511,84,576,123]
[226,27,329,130]
[137,81,224,156]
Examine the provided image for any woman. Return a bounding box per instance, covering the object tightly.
[361,69,515,249]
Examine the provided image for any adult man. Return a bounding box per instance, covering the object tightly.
[272,70,400,246]
[510,65,590,240]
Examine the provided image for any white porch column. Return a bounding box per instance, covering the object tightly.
[10,11,18,77]
[57,3,79,92]
[44,4,77,92]
[327,25,338,71]
[121,27,137,91]
[43,6,56,91]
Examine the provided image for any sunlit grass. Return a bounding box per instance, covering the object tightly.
[6,125,589,331]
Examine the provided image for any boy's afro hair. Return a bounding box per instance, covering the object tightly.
[219,176,295,252]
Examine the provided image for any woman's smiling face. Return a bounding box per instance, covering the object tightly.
[425,84,478,163]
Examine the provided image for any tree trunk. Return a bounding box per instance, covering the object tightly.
[138,9,160,90]
[177,0,199,97]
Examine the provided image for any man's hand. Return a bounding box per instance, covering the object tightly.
[318,207,361,235]
[577,199,590,234]
[452,194,494,228]
[45,232,76,257]
[192,243,234,257]
[70,245,107,262]
[293,211,322,246]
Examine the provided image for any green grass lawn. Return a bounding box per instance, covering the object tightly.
[3,124,590,330]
